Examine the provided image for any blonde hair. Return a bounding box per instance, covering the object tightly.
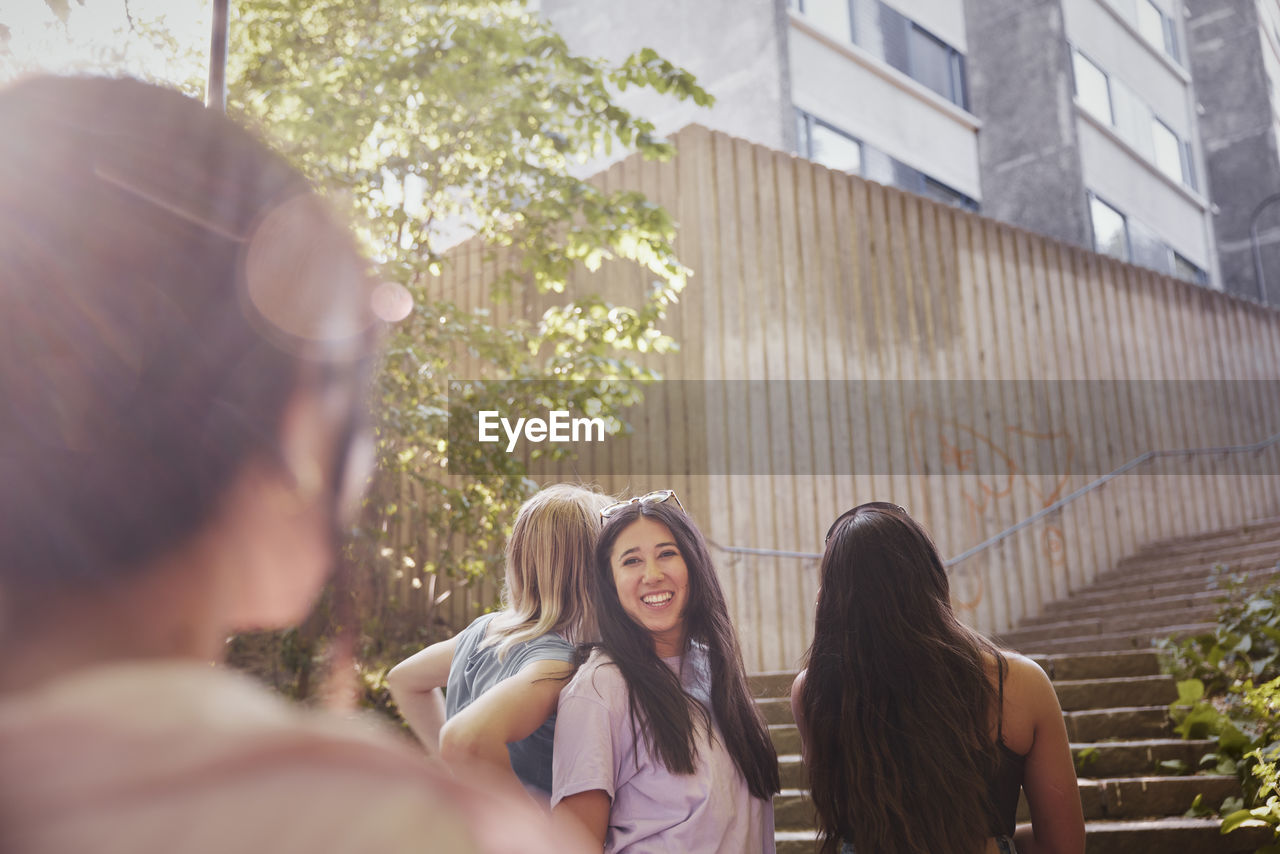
[482,483,611,659]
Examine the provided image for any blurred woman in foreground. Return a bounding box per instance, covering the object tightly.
[791,503,1085,854]
[0,75,584,854]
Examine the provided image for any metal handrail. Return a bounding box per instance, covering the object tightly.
[710,429,1280,567]
[944,429,1280,567]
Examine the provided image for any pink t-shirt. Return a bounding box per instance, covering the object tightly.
[552,647,775,853]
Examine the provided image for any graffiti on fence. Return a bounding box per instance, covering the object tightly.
[908,411,1074,610]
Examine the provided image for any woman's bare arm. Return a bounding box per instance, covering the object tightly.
[553,789,610,849]
[438,657,574,791]
[386,635,458,754]
[1010,656,1086,854]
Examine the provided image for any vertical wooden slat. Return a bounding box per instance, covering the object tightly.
[793,155,834,657]
[916,199,965,569]
[896,192,940,538]
[1245,300,1280,512]
[1040,241,1084,592]
[846,176,889,518]
[1226,298,1267,519]
[701,130,747,662]
[951,210,1002,633]
[731,136,770,671]
[1021,231,1069,602]
[770,149,807,669]
[865,184,911,513]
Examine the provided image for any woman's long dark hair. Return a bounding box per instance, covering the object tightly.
[589,500,779,800]
[801,503,1003,854]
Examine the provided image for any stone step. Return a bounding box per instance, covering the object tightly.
[1070,739,1216,778]
[1114,539,1280,574]
[1005,623,1216,656]
[1035,588,1225,623]
[1121,519,1280,560]
[749,670,795,700]
[770,723,800,756]
[751,679,1173,723]
[774,775,1238,831]
[759,697,792,726]
[1037,574,1252,611]
[777,739,1214,787]
[1029,650,1163,681]
[775,819,1272,854]
[1089,552,1279,591]
[751,651,1167,702]
[1001,605,1220,645]
[1054,676,1178,712]
[1064,706,1173,742]
[1030,775,1238,822]
[1078,817,1272,854]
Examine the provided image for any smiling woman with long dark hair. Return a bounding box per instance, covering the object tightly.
[551,492,779,852]
[792,503,1085,854]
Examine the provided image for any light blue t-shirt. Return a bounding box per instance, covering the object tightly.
[445,611,576,799]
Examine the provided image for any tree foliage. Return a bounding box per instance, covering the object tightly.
[222,0,710,683]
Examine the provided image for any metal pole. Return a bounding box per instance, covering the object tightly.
[207,0,229,112]
[1247,191,1280,305]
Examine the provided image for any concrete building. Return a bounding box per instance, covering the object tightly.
[966,0,1216,286]
[536,0,1223,288]
[535,0,984,209]
[1185,0,1280,303]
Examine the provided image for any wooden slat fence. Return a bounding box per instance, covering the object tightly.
[384,124,1280,672]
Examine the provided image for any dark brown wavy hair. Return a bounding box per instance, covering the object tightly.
[589,500,779,800]
[800,503,1003,854]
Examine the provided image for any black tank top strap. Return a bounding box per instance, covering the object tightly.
[996,653,1005,744]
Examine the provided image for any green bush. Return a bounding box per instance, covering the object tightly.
[1159,568,1280,695]
[1161,565,1280,849]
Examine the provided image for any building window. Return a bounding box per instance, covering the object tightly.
[1073,48,1197,192]
[1151,118,1196,189]
[800,114,863,174]
[1090,194,1129,261]
[792,0,969,110]
[796,110,978,211]
[1173,252,1208,285]
[1073,50,1113,125]
[907,23,967,107]
[793,0,852,42]
[1137,0,1180,63]
[1129,218,1171,275]
[1090,193,1209,284]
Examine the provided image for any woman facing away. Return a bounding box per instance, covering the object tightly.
[552,491,781,852]
[388,483,611,802]
[0,75,587,854]
[791,503,1086,854]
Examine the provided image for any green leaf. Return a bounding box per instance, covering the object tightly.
[1219,721,1255,754]
[1186,793,1211,817]
[1221,809,1271,833]
[1177,679,1207,705]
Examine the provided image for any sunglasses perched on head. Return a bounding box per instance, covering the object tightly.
[600,489,685,521]
[825,502,908,542]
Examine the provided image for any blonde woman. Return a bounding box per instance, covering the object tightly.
[388,483,610,803]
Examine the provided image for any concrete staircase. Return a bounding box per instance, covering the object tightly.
[755,516,1280,854]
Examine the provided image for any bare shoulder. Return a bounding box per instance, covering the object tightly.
[790,668,807,700]
[1001,652,1055,697]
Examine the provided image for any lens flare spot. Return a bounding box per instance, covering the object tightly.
[371,281,414,323]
